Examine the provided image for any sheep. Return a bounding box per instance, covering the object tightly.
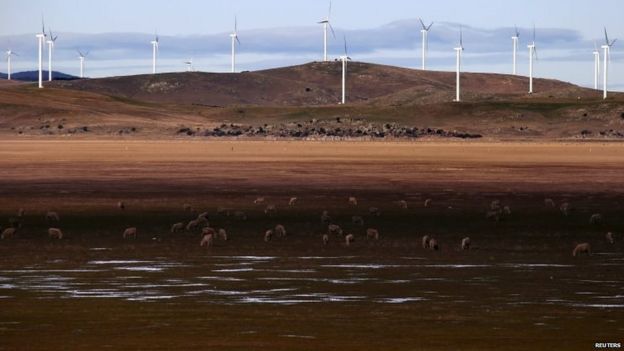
[264,204,276,216]
[328,224,343,236]
[544,198,556,208]
[345,234,355,246]
[321,210,331,224]
[218,228,228,241]
[398,200,408,209]
[264,229,273,242]
[46,211,60,222]
[422,235,431,249]
[366,228,379,240]
[275,224,287,237]
[322,234,329,245]
[1,227,17,240]
[200,233,214,248]
[589,213,603,225]
[197,212,209,221]
[253,197,265,204]
[289,197,298,206]
[573,242,591,257]
[348,197,358,206]
[560,202,570,216]
[183,203,193,212]
[170,222,184,233]
[123,227,137,239]
[424,198,432,208]
[352,216,364,226]
[186,219,207,231]
[368,207,381,217]
[461,237,471,250]
[428,238,439,251]
[490,200,501,211]
[606,232,615,244]
[233,211,247,220]
[117,201,125,210]
[502,206,512,216]
[48,228,63,240]
[17,208,25,217]
[485,210,501,222]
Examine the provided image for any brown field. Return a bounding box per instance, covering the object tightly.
[1,140,623,350]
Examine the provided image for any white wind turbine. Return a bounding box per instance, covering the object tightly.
[46,29,58,81]
[527,25,538,94]
[5,49,18,80]
[511,26,520,75]
[150,33,159,74]
[36,17,47,88]
[602,27,617,99]
[339,35,352,104]
[230,17,241,73]
[77,50,89,78]
[184,58,193,72]
[593,41,600,90]
[419,18,433,70]
[453,27,464,102]
[318,1,335,62]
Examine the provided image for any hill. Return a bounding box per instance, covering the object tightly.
[0,71,79,81]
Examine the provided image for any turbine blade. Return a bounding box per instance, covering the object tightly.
[343,35,348,56]
[419,18,426,30]
[328,0,332,19]
[236,36,241,45]
[611,38,617,47]
[85,50,90,57]
[328,22,336,38]
[534,47,538,60]
[604,27,609,45]
[235,16,238,32]
[460,26,463,48]
[427,22,434,31]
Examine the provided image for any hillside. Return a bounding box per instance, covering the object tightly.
[0,71,79,81]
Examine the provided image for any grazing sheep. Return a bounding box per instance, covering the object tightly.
[17,208,25,217]
[461,237,471,250]
[606,232,615,244]
[428,238,439,251]
[328,224,343,236]
[264,229,273,242]
[352,216,364,226]
[322,234,329,245]
[201,227,216,236]
[1,227,17,240]
[200,233,214,248]
[275,224,287,237]
[264,204,276,216]
[46,211,60,222]
[502,206,512,216]
[490,200,501,211]
[48,228,63,240]
[117,201,125,210]
[186,219,207,231]
[289,197,298,206]
[170,222,184,233]
[560,202,570,216]
[218,228,228,241]
[183,203,193,212]
[197,212,209,221]
[123,227,137,239]
[544,198,556,208]
[424,198,432,208]
[253,197,265,204]
[348,197,358,206]
[589,213,603,225]
[233,211,247,220]
[321,210,331,224]
[485,210,501,222]
[398,200,408,209]
[368,207,381,217]
[573,242,591,257]
[366,228,379,240]
[345,234,355,246]
[422,235,431,249]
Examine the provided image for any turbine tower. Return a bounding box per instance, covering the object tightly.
[230,17,240,73]
[339,35,352,104]
[5,49,18,80]
[453,27,464,102]
[593,41,600,90]
[36,17,47,88]
[602,27,617,99]
[150,33,159,74]
[77,50,89,78]
[46,29,58,81]
[184,58,193,72]
[318,1,335,62]
[419,18,433,70]
[527,25,538,94]
[511,26,520,75]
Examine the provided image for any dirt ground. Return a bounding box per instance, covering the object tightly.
[0,140,623,350]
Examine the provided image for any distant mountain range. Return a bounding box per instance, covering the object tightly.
[0,71,79,82]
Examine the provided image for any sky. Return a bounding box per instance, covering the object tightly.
[1,0,623,90]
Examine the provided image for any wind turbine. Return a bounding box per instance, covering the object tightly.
[36,16,47,88]
[230,17,240,73]
[184,58,193,72]
[593,41,600,90]
[453,27,464,102]
[419,18,433,70]
[77,50,89,78]
[602,27,617,99]
[150,33,159,74]
[5,49,18,80]
[527,24,538,94]
[46,29,58,81]
[511,26,520,75]
[318,1,335,62]
[339,35,352,104]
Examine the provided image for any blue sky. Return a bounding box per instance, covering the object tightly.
[1,0,623,90]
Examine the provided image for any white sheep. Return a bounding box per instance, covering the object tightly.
[398,200,408,209]
[218,228,228,241]
[117,201,125,210]
[200,233,214,248]
[48,228,63,240]
[275,224,287,237]
[560,202,570,217]
[17,208,25,217]
[544,198,556,208]
[490,200,501,211]
[187,219,207,231]
[345,234,355,246]
[321,211,331,224]
[264,229,273,242]
[366,228,379,240]
[123,227,137,239]
[502,206,512,216]
[197,212,209,221]
[424,198,432,208]
[606,232,614,244]
[461,237,471,250]
[322,234,329,245]
[589,213,603,225]
[289,197,298,206]
[428,238,439,251]
[46,211,60,222]
[328,224,343,236]
[264,204,276,216]
[253,197,265,204]
[170,222,184,233]
[573,243,591,257]
[348,197,358,206]
[368,207,380,217]
[1,227,17,240]
[422,235,431,249]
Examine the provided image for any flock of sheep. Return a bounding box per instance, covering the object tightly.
[0,196,616,257]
